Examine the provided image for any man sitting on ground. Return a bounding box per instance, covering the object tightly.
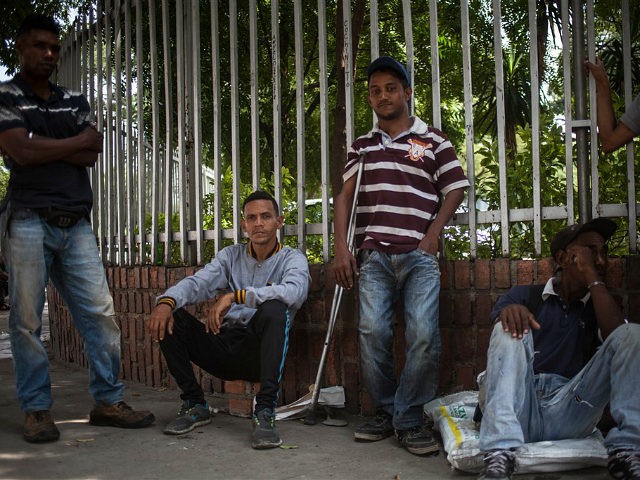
[478,218,640,480]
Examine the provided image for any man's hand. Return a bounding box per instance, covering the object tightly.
[206,292,234,334]
[498,304,541,339]
[332,243,358,289]
[565,244,602,287]
[584,58,609,87]
[79,125,104,152]
[147,303,174,341]
[417,230,439,256]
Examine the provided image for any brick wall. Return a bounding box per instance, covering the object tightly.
[47,257,640,416]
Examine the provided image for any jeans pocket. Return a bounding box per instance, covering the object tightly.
[357,249,374,268]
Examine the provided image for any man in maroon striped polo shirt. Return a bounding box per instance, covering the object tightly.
[333,56,469,456]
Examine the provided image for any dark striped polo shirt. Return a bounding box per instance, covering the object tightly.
[343,116,469,254]
[0,75,93,214]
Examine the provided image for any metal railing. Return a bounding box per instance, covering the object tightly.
[56,0,639,265]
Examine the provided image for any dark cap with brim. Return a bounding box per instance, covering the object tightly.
[550,218,617,260]
[367,56,410,86]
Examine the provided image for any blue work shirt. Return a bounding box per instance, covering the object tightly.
[490,278,599,379]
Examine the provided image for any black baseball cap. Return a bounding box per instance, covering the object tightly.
[550,218,617,259]
[367,56,410,86]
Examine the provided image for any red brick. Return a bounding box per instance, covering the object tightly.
[536,258,554,282]
[149,266,159,289]
[605,258,623,288]
[342,327,359,359]
[224,380,249,395]
[120,268,127,288]
[453,292,472,326]
[308,264,324,292]
[495,258,511,289]
[157,268,167,289]
[627,256,640,290]
[455,364,475,390]
[454,260,471,289]
[516,260,534,285]
[128,268,138,289]
[440,260,452,289]
[439,293,453,326]
[455,329,475,361]
[474,259,491,289]
[475,294,494,326]
[140,266,149,289]
[228,398,253,417]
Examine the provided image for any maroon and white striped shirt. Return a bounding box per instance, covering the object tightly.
[343,117,469,254]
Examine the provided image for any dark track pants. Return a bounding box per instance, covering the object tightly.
[159,300,291,413]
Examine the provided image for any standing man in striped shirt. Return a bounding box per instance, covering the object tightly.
[0,14,154,444]
[333,56,469,456]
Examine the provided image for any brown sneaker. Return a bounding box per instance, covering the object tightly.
[89,401,155,428]
[24,410,60,443]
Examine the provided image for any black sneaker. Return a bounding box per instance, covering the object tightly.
[395,425,439,455]
[251,408,282,449]
[354,412,394,441]
[163,401,211,435]
[479,449,516,480]
[608,450,640,479]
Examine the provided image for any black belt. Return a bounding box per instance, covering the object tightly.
[34,207,86,228]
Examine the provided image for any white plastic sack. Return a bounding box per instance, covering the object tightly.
[424,391,607,474]
[275,385,345,420]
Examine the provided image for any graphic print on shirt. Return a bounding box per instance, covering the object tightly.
[406,138,432,162]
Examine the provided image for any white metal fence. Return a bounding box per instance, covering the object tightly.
[56,0,639,265]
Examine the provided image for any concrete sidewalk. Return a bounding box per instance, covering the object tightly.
[0,358,611,480]
[0,306,610,480]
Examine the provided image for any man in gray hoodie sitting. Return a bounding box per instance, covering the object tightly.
[147,190,310,449]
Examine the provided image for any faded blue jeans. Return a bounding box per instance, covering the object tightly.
[480,321,640,453]
[358,249,441,430]
[5,209,123,412]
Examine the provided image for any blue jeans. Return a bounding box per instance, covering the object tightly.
[5,209,123,412]
[480,322,640,453]
[358,249,441,430]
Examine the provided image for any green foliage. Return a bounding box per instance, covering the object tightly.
[0,0,92,74]
[0,166,9,200]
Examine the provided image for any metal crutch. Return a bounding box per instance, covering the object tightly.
[304,152,365,425]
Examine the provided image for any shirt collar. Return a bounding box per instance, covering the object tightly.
[247,241,282,260]
[371,116,429,140]
[542,277,591,304]
[12,74,62,102]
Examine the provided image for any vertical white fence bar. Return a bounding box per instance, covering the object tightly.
[586,0,600,221]
[249,0,260,191]
[561,0,575,225]
[318,0,331,262]
[492,0,510,256]
[105,0,115,262]
[229,0,241,243]
[191,0,204,264]
[124,0,134,264]
[210,0,222,253]
[114,0,126,264]
[528,0,542,255]
[294,0,306,251]
[271,0,283,209]
[621,0,637,253]
[135,0,145,263]
[148,0,160,264]
[402,0,414,114]
[428,0,440,128]
[161,0,174,263]
[176,0,188,261]
[460,0,477,258]
[343,0,354,149]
